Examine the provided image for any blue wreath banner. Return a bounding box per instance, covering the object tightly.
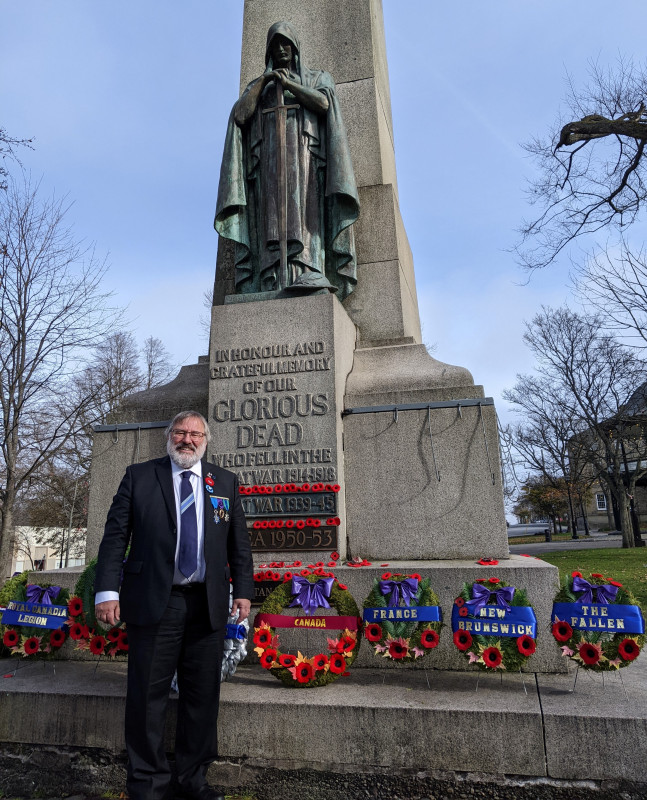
[2,600,68,630]
[451,604,537,638]
[552,602,645,635]
[363,606,442,623]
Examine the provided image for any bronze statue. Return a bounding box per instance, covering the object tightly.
[215,21,359,298]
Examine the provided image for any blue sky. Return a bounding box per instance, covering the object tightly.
[3,1,644,423]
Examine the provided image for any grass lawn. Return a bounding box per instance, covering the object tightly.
[508,532,573,545]
[538,548,647,607]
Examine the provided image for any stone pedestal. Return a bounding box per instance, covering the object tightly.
[209,293,356,561]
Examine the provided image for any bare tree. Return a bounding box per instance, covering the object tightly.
[0,174,118,578]
[0,128,33,191]
[511,306,647,548]
[517,57,647,271]
[141,336,174,390]
[504,377,594,538]
[573,239,647,348]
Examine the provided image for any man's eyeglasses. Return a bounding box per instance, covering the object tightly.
[170,429,206,441]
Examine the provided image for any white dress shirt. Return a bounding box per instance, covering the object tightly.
[95,459,206,605]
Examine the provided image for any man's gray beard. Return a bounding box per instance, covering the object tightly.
[167,438,207,469]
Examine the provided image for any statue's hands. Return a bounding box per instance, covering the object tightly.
[267,68,291,87]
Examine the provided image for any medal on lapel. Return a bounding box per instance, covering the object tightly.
[210,495,230,524]
[205,473,215,493]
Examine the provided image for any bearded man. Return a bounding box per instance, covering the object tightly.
[94,410,254,800]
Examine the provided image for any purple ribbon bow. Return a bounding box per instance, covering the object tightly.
[465,583,515,616]
[289,576,334,616]
[379,578,419,607]
[25,584,61,605]
[572,576,619,605]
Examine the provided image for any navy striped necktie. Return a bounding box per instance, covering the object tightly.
[179,470,198,578]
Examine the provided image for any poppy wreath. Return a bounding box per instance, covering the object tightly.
[451,578,538,671]
[362,573,442,662]
[253,572,361,688]
[0,572,71,658]
[551,571,646,671]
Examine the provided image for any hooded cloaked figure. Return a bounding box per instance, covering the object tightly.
[215,22,359,299]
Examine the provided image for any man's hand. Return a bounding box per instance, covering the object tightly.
[95,600,120,627]
[231,598,251,622]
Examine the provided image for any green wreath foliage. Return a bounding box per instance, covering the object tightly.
[0,574,71,658]
[453,579,536,672]
[552,572,645,671]
[254,574,361,688]
[362,574,442,662]
[73,557,101,630]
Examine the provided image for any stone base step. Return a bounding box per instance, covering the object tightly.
[1,658,646,787]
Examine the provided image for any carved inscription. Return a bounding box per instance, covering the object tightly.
[242,491,337,518]
[211,340,337,485]
[249,526,337,552]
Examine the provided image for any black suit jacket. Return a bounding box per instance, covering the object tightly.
[94,456,254,628]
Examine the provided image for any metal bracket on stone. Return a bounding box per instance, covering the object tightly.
[343,399,497,485]
[342,398,495,416]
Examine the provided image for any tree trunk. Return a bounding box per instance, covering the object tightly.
[0,502,16,581]
[619,500,634,548]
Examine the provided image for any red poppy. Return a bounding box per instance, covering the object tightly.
[251,485,260,494]
[118,631,129,651]
[264,569,274,580]
[3,629,19,648]
[252,521,262,530]
[453,630,472,651]
[475,578,486,583]
[283,572,293,582]
[299,569,311,577]
[314,567,326,576]
[365,623,382,642]
[49,629,66,648]
[327,561,337,567]
[388,639,409,659]
[23,637,41,656]
[107,627,121,643]
[459,606,468,617]
[313,519,321,527]
[295,662,314,683]
[260,521,269,529]
[312,654,329,671]
[274,485,283,493]
[409,573,422,581]
[341,635,356,653]
[420,629,439,649]
[551,620,573,643]
[69,623,85,640]
[286,520,295,528]
[482,646,503,669]
[272,572,280,581]
[292,560,302,567]
[330,552,340,561]
[454,597,465,607]
[268,520,277,529]
[282,484,292,492]
[337,583,348,591]
[618,638,640,662]
[381,572,392,580]
[329,653,346,674]
[332,485,341,492]
[296,520,306,529]
[578,642,601,666]
[301,483,311,492]
[591,573,604,579]
[89,635,107,655]
[478,558,499,566]
[279,653,297,668]
[488,577,500,584]
[253,572,263,582]
[205,476,214,486]
[260,648,277,669]
[517,635,536,656]
[609,580,623,588]
[253,627,272,647]
[571,571,582,578]
[68,596,83,617]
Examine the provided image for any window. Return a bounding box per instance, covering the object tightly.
[596,493,607,511]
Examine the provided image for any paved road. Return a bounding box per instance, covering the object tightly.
[509,532,626,555]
